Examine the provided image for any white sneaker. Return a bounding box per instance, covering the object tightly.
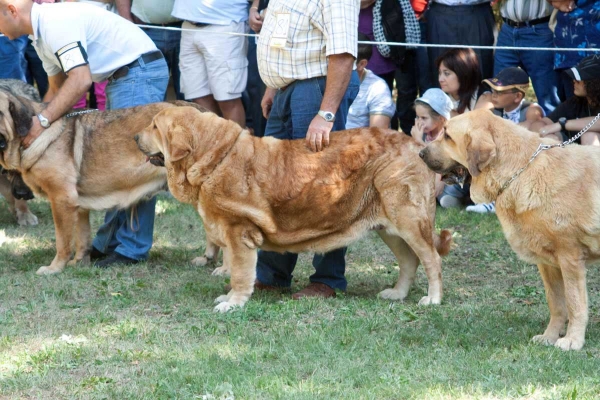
[466,202,496,214]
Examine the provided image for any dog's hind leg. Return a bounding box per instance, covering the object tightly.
[213,226,262,312]
[376,230,419,301]
[532,263,567,347]
[36,193,78,275]
[68,208,91,267]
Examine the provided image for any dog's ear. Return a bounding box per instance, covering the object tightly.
[168,127,192,163]
[8,98,33,137]
[465,128,496,177]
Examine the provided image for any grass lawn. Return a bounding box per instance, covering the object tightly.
[1,194,600,399]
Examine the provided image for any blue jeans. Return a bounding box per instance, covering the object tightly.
[256,72,360,290]
[0,35,28,81]
[92,56,169,260]
[494,22,560,115]
[141,26,184,100]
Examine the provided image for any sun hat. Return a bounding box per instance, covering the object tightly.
[415,88,453,120]
[565,55,600,81]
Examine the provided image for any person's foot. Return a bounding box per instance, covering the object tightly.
[291,282,336,300]
[94,252,139,268]
[466,202,496,214]
[90,247,107,261]
[223,279,288,293]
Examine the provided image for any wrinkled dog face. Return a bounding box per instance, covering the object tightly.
[419,118,470,185]
[0,90,34,169]
[136,117,166,167]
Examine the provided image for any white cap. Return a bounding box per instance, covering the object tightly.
[415,88,453,120]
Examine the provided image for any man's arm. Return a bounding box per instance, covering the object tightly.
[43,72,67,102]
[23,65,93,148]
[115,0,134,22]
[306,52,355,152]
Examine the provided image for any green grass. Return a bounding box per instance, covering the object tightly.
[1,194,600,399]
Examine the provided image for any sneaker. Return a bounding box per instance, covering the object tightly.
[94,252,140,268]
[439,194,463,208]
[466,202,496,214]
[90,247,107,261]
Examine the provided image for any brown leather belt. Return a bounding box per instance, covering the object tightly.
[109,51,164,81]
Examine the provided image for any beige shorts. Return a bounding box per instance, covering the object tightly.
[179,21,249,102]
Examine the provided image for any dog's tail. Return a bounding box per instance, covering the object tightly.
[434,229,453,257]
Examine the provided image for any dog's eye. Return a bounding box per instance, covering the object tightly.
[0,136,6,150]
[443,130,452,142]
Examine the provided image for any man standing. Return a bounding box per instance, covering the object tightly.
[116,0,184,100]
[0,0,169,267]
[493,0,559,115]
[172,0,248,126]
[255,0,361,299]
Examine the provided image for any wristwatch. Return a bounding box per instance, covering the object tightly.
[37,113,50,128]
[558,117,567,132]
[317,110,336,123]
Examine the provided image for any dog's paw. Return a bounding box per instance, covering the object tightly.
[555,336,584,351]
[191,256,209,266]
[214,294,231,304]
[531,334,558,346]
[67,255,90,267]
[213,301,241,313]
[378,288,407,301]
[16,209,38,226]
[211,266,230,276]
[418,295,440,306]
[36,266,61,275]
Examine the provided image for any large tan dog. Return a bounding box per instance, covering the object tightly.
[136,106,452,312]
[0,90,210,275]
[420,108,600,350]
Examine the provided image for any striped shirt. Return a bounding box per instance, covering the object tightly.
[500,0,552,22]
[257,0,359,89]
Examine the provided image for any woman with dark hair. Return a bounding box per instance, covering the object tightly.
[533,55,600,146]
[435,48,492,116]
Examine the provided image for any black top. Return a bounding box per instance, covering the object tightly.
[547,96,600,140]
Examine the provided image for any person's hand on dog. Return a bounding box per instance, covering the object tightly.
[540,122,561,137]
[22,116,45,149]
[261,88,277,119]
[306,115,333,152]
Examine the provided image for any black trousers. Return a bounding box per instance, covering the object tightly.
[426,2,495,85]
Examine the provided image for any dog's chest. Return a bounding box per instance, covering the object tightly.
[498,213,558,266]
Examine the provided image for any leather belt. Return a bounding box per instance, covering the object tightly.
[132,14,182,27]
[502,16,551,28]
[110,51,164,81]
[187,20,211,28]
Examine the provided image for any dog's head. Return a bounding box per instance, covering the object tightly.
[0,90,36,169]
[419,109,498,185]
[0,168,34,200]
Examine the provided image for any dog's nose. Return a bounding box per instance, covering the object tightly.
[419,149,426,159]
[134,135,139,143]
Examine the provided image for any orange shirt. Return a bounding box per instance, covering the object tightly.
[410,0,428,17]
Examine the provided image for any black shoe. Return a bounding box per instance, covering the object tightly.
[94,252,140,269]
[90,247,107,261]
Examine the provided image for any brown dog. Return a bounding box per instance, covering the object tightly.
[420,108,600,350]
[0,90,211,275]
[136,106,452,312]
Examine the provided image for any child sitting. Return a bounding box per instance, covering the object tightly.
[466,67,544,214]
[346,33,396,129]
[410,88,466,208]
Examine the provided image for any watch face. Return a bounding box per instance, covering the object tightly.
[324,112,334,121]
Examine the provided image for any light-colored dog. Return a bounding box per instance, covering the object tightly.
[420,108,600,350]
[136,106,453,312]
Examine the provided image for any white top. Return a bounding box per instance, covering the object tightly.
[132,0,180,24]
[30,2,157,82]
[346,69,395,129]
[171,0,248,25]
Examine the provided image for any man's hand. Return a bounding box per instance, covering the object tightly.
[261,88,277,119]
[306,115,333,152]
[22,116,45,149]
[249,7,263,33]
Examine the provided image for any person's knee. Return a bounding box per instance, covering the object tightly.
[580,131,600,146]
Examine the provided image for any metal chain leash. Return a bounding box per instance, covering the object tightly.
[65,109,99,118]
[498,112,600,195]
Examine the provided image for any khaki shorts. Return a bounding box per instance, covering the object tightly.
[179,21,249,102]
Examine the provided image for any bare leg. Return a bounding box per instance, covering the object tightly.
[218,98,246,127]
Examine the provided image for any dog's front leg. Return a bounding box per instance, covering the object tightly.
[15,199,38,226]
[36,196,78,275]
[532,263,567,346]
[67,208,91,266]
[554,257,588,351]
[213,227,262,312]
